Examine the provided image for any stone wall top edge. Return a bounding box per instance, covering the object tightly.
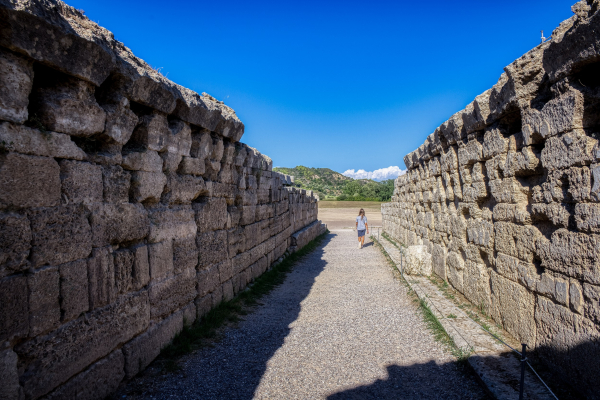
[402,0,598,171]
[0,0,245,141]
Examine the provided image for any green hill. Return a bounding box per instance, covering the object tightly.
[273,166,394,201]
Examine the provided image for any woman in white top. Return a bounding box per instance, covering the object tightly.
[355,208,369,249]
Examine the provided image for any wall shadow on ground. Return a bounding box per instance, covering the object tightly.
[121,233,335,400]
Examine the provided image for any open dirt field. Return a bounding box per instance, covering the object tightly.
[318,201,384,230]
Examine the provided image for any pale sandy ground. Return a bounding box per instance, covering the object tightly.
[318,201,384,230]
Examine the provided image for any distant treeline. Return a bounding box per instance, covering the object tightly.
[334,179,394,202]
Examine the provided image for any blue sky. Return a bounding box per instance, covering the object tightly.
[68,0,575,173]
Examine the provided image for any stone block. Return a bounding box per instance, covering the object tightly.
[431,243,447,280]
[122,150,163,172]
[45,349,125,400]
[0,153,61,208]
[227,227,245,257]
[530,203,571,228]
[149,268,196,320]
[167,119,192,156]
[566,166,592,202]
[0,122,86,160]
[466,219,494,250]
[161,173,206,204]
[494,222,540,263]
[27,266,60,336]
[211,285,224,306]
[240,205,256,225]
[178,156,205,176]
[173,237,199,274]
[190,130,212,159]
[462,260,492,313]
[32,74,106,137]
[0,275,28,342]
[122,311,183,379]
[197,263,221,297]
[59,259,89,323]
[570,280,584,315]
[102,165,131,204]
[88,247,116,310]
[130,171,167,203]
[129,112,169,152]
[16,291,149,400]
[488,177,529,204]
[218,259,233,283]
[0,212,31,277]
[28,205,92,267]
[583,283,600,324]
[59,160,103,206]
[101,100,138,145]
[489,271,536,346]
[541,129,597,171]
[132,245,150,290]
[148,206,196,243]
[113,249,134,296]
[195,294,212,319]
[404,245,432,276]
[160,151,183,174]
[182,302,197,326]
[197,230,228,268]
[148,240,174,282]
[90,203,149,247]
[222,280,234,301]
[536,229,600,284]
[0,48,33,123]
[0,347,20,400]
[574,203,600,233]
[534,296,600,398]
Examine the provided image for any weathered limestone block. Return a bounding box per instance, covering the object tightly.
[197,263,221,298]
[113,249,134,296]
[536,272,569,306]
[523,89,584,142]
[490,271,537,346]
[0,212,31,277]
[148,240,174,283]
[0,122,86,160]
[495,253,539,291]
[403,245,432,276]
[88,247,115,310]
[482,127,508,159]
[0,347,20,400]
[28,205,92,267]
[59,259,89,323]
[102,165,131,203]
[15,291,149,400]
[122,311,183,379]
[149,268,196,320]
[565,166,592,202]
[493,204,531,224]
[504,147,542,177]
[197,230,228,268]
[178,156,205,176]
[0,275,28,342]
[166,119,192,156]
[0,48,33,123]
[28,266,60,336]
[467,219,494,250]
[227,205,241,229]
[463,260,492,313]
[183,302,197,326]
[173,237,199,274]
[100,98,138,145]
[494,222,541,263]
[489,177,529,204]
[583,283,600,324]
[122,150,163,172]
[0,153,61,208]
[534,296,600,398]
[193,197,227,233]
[541,129,597,170]
[59,160,103,205]
[45,350,125,400]
[531,202,571,228]
[148,206,196,243]
[536,229,600,284]
[129,112,169,152]
[575,203,600,233]
[570,280,584,315]
[432,244,448,280]
[130,171,167,203]
[90,203,149,247]
[161,173,206,204]
[458,139,483,166]
[227,227,245,257]
[190,130,212,159]
[131,245,150,290]
[32,74,106,137]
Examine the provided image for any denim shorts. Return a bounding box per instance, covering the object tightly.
[357,229,366,237]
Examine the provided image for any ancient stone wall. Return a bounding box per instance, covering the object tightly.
[0,1,325,399]
[382,2,600,397]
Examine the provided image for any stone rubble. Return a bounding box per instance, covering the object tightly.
[382,2,600,398]
[0,1,324,399]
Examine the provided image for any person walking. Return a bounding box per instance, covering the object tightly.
[355,208,369,249]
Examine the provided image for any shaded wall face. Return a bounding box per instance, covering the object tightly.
[0,2,325,399]
[383,4,600,398]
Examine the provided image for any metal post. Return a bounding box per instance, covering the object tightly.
[519,344,527,400]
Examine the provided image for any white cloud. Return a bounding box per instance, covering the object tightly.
[342,166,406,181]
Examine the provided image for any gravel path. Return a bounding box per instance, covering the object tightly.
[125,230,487,399]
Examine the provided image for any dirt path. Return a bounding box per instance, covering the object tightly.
[122,231,487,399]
